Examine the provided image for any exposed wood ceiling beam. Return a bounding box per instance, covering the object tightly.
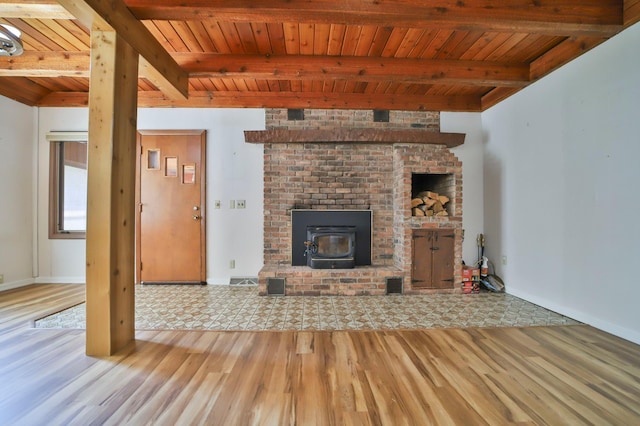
[127,0,623,37]
[0,76,49,106]
[625,0,640,26]
[0,0,633,111]
[0,52,530,87]
[37,90,483,111]
[483,33,610,108]
[530,36,607,81]
[0,51,90,77]
[0,0,73,19]
[0,0,624,37]
[480,87,519,111]
[56,0,188,100]
[177,54,530,87]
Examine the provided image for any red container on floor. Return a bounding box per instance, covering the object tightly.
[462,267,473,282]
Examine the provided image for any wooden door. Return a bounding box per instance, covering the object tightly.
[136,130,206,284]
[431,230,455,288]
[411,229,433,289]
[411,229,454,289]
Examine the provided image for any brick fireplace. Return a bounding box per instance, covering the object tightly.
[246,109,464,296]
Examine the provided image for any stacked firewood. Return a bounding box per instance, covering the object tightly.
[411,191,449,217]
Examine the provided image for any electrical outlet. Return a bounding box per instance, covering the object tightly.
[214,200,221,209]
[502,256,507,265]
[229,200,236,209]
[237,200,246,209]
[229,260,235,269]
[0,274,4,284]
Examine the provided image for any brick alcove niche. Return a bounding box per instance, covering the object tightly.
[246,109,464,296]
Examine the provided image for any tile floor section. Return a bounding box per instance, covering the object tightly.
[34,284,580,331]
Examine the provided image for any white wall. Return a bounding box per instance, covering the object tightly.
[36,108,88,283]
[441,112,484,265]
[0,96,35,290]
[36,108,265,284]
[34,107,484,285]
[482,23,640,344]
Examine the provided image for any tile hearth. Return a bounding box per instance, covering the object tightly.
[34,284,580,331]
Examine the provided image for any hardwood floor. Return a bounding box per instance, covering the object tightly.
[1,284,639,425]
[0,283,84,332]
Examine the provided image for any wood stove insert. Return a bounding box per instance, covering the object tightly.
[291,210,372,267]
[305,226,356,269]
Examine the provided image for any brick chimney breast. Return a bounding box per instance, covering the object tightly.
[255,109,464,296]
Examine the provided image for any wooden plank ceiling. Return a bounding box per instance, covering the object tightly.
[1,0,639,111]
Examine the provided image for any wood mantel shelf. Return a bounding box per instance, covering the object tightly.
[244,129,465,147]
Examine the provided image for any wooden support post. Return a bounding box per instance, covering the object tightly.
[85,29,139,356]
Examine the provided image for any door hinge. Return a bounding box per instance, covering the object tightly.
[140,262,143,271]
[443,233,455,239]
[442,278,454,283]
[139,203,143,213]
[412,279,425,283]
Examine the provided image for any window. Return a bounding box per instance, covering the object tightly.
[48,133,88,239]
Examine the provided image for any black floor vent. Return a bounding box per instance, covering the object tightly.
[267,278,286,296]
[386,277,403,294]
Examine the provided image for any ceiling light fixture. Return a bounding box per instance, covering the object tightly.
[0,24,24,56]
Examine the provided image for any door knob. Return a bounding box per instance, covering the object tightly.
[193,215,201,220]
[193,206,200,211]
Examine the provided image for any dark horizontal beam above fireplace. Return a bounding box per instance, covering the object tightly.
[244,129,465,147]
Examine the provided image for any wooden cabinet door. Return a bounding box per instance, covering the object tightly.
[412,229,454,289]
[411,229,433,289]
[431,230,455,288]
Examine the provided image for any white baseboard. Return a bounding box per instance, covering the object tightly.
[507,287,640,345]
[35,276,233,286]
[0,278,36,292]
[34,277,85,284]
[206,278,229,285]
